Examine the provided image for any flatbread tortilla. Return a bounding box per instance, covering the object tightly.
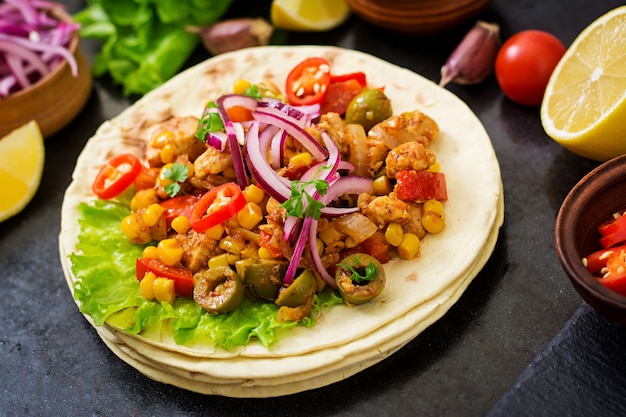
[59,45,503,396]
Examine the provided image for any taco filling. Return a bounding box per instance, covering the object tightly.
[70,56,448,350]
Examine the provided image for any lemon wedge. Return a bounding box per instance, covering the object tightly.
[271,0,351,31]
[540,6,626,162]
[0,121,45,222]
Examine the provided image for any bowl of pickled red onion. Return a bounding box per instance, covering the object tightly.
[0,0,92,139]
[555,154,626,325]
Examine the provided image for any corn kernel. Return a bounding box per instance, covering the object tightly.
[140,271,157,300]
[160,144,176,164]
[121,214,140,240]
[422,212,445,234]
[233,79,251,94]
[243,184,265,204]
[258,246,274,259]
[142,245,158,259]
[171,215,191,234]
[289,152,312,169]
[151,130,174,148]
[142,203,166,227]
[208,253,230,269]
[423,199,445,216]
[427,161,441,173]
[153,277,176,304]
[385,222,404,246]
[398,233,420,260]
[130,188,159,211]
[158,163,174,188]
[157,238,184,266]
[373,175,393,195]
[205,224,225,240]
[237,202,263,230]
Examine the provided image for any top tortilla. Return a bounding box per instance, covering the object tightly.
[59,46,503,366]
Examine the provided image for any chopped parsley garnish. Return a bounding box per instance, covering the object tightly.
[195,101,224,141]
[280,178,329,220]
[337,255,378,284]
[163,162,189,197]
[243,84,263,99]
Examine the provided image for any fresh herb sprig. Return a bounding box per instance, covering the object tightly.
[280,178,329,220]
[195,101,225,141]
[163,162,189,197]
[337,255,379,284]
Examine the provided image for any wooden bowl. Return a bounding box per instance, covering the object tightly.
[555,154,626,325]
[346,0,493,35]
[0,7,92,139]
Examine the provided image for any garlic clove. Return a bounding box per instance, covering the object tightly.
[187,18,274,56]
[439,21,501,88]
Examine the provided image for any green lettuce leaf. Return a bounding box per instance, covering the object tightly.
[73,0,233,95]
[70,198,343,350]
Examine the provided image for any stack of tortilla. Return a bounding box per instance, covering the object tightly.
[59,46,504,397]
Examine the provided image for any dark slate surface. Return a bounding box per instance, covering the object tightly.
[1,0,624,416]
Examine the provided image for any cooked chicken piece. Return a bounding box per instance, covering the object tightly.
[194,145,233,179]
[359,195,411,228]
[385,141,436,178]
[175,229,221,273]
[403,202,427,239]
[145,116,207,168]
[368,110,439,149]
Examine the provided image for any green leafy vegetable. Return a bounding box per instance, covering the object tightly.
[73,0,234,95]
[70,198,343,350]
[337,255,378,284]
[281,178,329,220]
[195,101,224,141]
[163,162,189,197]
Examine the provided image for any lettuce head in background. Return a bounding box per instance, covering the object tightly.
[74,0,233,95]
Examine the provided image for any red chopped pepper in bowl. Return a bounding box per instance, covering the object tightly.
[555,154,626,325]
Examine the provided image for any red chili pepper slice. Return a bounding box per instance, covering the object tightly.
[330,71,367,86]
[285,57,332,106]
[136,257,194,298]
[160,195,199,225]
[394,170,448,202]
[92,153,142,200]
[190,182,246,233]
[597,249,626,296]
[598,214,626,248]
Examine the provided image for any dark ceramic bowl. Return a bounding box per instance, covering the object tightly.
[555,154,626,325]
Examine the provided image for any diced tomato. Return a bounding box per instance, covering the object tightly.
[136,257,194,298]
[320,78,364,115]
[226,105,254,122]
[360,234,390,264]
[394,170,448,201]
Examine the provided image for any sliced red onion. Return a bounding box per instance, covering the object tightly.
[244,121,291,201]
[283,217,314,286]
[308,218,337,288]
[252,108,328,162]
[206,131,227,151]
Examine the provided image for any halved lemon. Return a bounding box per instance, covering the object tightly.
[271,0,351,32]
[0,121,45,222]
[540,6,626,162]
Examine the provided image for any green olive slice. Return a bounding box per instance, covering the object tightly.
[275,269,316,308]
[335,253,386,305]
[344,88,393,132]
[193,266,244,314]
[242,260,286,301]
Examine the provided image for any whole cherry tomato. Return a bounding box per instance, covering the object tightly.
[495,30,566,106]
